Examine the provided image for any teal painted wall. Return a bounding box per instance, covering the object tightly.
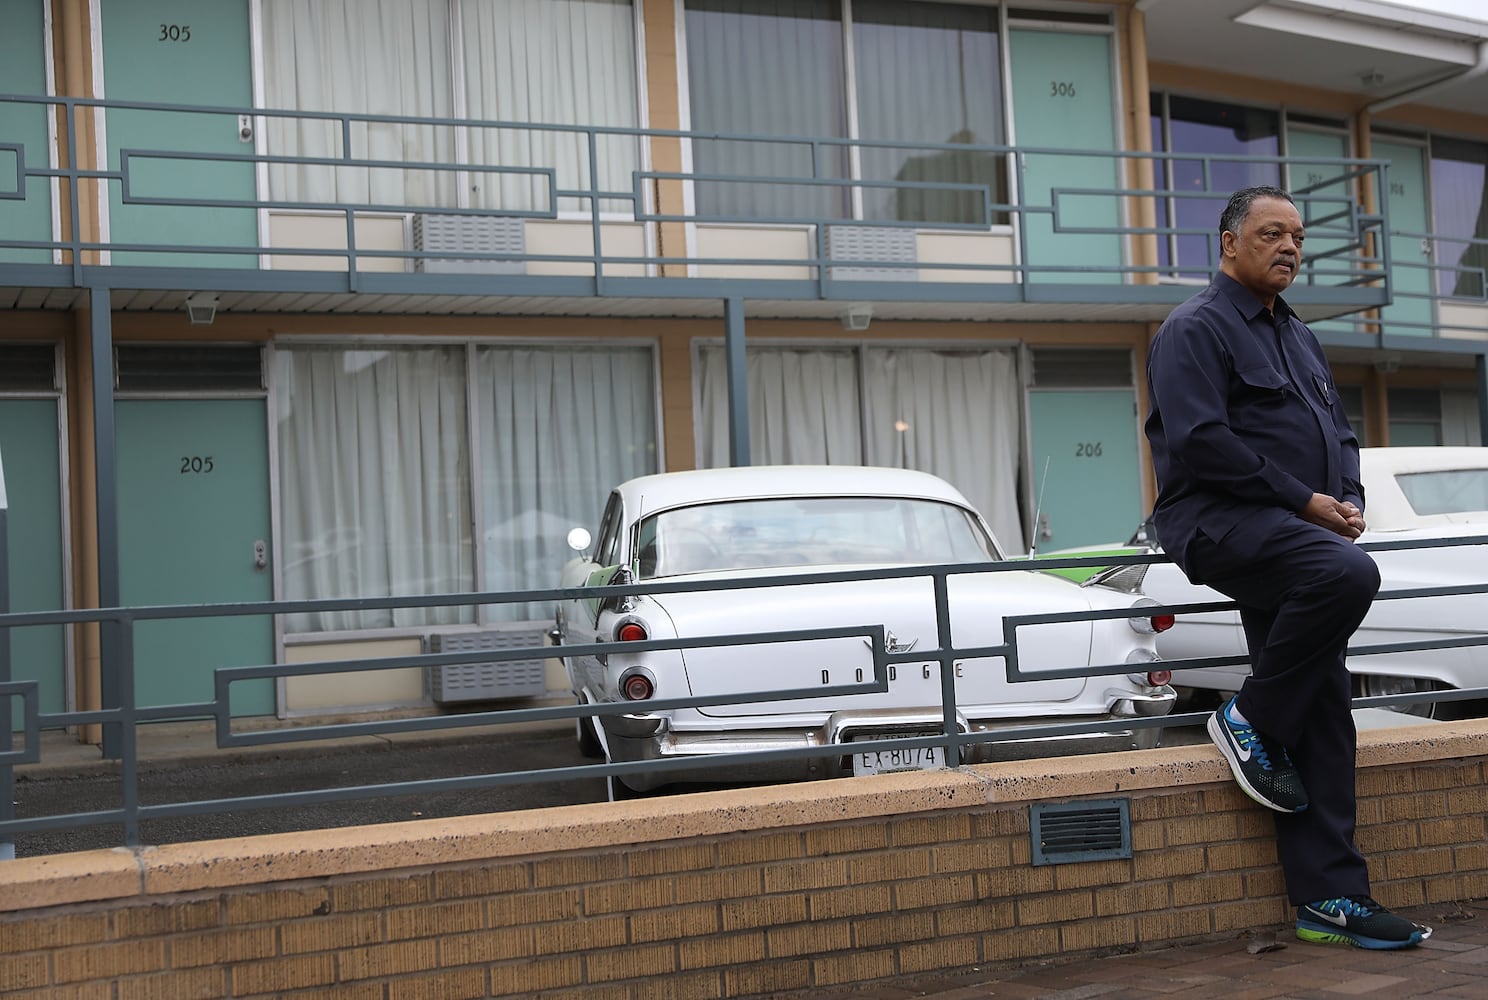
[0,0,53,264]
[0,399,67,728]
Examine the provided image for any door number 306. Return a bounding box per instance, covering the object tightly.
[1075,442,1103,458]
[181,455,214,474]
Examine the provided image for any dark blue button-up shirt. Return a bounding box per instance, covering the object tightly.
[1145,273,1362,577]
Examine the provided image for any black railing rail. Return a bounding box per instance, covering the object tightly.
[1,534,1485,852]
[0,92,1391,304]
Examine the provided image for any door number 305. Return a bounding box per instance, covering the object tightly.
[1075,442,1103,458]
[181,455,214,474]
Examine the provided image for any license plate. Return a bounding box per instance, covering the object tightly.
[851,743,945,777]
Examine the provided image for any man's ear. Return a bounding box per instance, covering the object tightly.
[1219,229,1237,259]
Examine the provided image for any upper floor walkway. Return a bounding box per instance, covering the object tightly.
[4,93,1458,343]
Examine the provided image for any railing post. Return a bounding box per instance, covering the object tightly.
[0,443,13,859]
[90,286,124,758]
[724,296,750,467]
[1477,354,1488,447]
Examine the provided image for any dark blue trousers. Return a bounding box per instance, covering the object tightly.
[1187,515,1381,904]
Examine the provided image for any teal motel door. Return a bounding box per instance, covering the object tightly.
[0,397,68,729]
[0,0,52,264]
[1009,30,1122,284]
[1372,139,1435,337]
[1027,377,1143,553]
[100,0,257,267]
[117,398,274,716]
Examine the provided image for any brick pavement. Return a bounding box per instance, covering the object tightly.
[795,901,1486,999]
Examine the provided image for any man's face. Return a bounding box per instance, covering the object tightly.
[1221,196,1305,305]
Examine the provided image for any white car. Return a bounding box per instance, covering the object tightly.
[555,465,1176,793]
[1117,447,1488,719]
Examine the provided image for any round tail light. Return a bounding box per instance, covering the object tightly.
[1149,614,1175,633]
[616,621,648,642]
[620,672,654,701]
[1146,669,1172,687]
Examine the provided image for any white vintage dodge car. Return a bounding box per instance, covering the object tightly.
[555,465,1176,793]
[1125,447,1488,718]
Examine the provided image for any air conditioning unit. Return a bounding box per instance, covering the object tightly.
[427,627,548,704]
[825,224,918,282]
[412,213,525,274]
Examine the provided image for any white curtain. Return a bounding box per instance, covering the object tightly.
[696,346,862,466]
[1443,389,1484,447]
[863,348,1024,552]
[262,0,458,207]
[459,0,639,213]
[274,347,473,631]
[683,0,849,220]
[476,345,657,620]
[696,344,1025,551]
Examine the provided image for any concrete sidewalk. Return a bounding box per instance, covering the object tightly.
[804,900,1486,999]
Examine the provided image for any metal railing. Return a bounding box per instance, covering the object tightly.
[2,534,1485,854]
[0,93,1391,303]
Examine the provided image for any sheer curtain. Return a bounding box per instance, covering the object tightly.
[862,348,1024,552]
[274,347,473,631]
[852,0,1005,225]
[683,0,849,220]
[476,346,657,620]
[459,0,639,213]
[696,346,862,466]
[262,0,458,206]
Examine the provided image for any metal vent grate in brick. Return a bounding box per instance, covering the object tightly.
[427,627,548,704]
[412,214,526,274]
[825,224,918,282]
[1030,799,1131,866]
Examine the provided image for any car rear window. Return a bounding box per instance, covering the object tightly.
[635,496,999,577]
[1395,468,1488,516]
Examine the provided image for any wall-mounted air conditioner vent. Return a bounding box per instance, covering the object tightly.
[412,214,526,275]
[825,224,918,282]
[427,626,547,704]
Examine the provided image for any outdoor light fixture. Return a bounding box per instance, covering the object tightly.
[840,302,873,331]
[184,292,220,326]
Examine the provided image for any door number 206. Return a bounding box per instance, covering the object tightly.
[181,455,214,474]
[1075,442,1103,458]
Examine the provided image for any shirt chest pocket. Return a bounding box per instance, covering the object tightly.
[1229,365,1293,428]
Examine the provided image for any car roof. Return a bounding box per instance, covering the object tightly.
[1360,446,1488,530]
[613,465,975,515]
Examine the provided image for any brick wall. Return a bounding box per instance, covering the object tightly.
[2,722,1485,999]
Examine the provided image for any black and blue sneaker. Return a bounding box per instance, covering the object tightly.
[1206,696,1308,813]
[1297,896,1432,949]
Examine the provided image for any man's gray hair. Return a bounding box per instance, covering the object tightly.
[1219,185,1295,237]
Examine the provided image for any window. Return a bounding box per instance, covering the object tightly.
[261,0,640,214]
[694,344,1024,551]
[1150,95,1280,275]
[1429,136,1488,300]
[274,342,658,633]
[1387,387,1443,447]
[1338,384,1367,448]
[683,0,1007,225]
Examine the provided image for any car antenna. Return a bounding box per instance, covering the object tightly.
[1027,456,1052,560]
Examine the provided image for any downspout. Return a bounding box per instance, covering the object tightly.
[1366,40,1488,115]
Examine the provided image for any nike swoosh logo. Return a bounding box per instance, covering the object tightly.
[1304,906,1348,927]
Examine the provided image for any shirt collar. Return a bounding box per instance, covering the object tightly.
[1214,271,1297,323]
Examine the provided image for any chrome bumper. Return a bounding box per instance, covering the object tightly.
[600,687,1177,791]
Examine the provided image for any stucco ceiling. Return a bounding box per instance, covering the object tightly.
[1139,0,1488,118]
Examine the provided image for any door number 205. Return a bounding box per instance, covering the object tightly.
[180,455,214,474]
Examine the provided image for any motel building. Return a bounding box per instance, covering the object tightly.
[2,0,1487,737]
